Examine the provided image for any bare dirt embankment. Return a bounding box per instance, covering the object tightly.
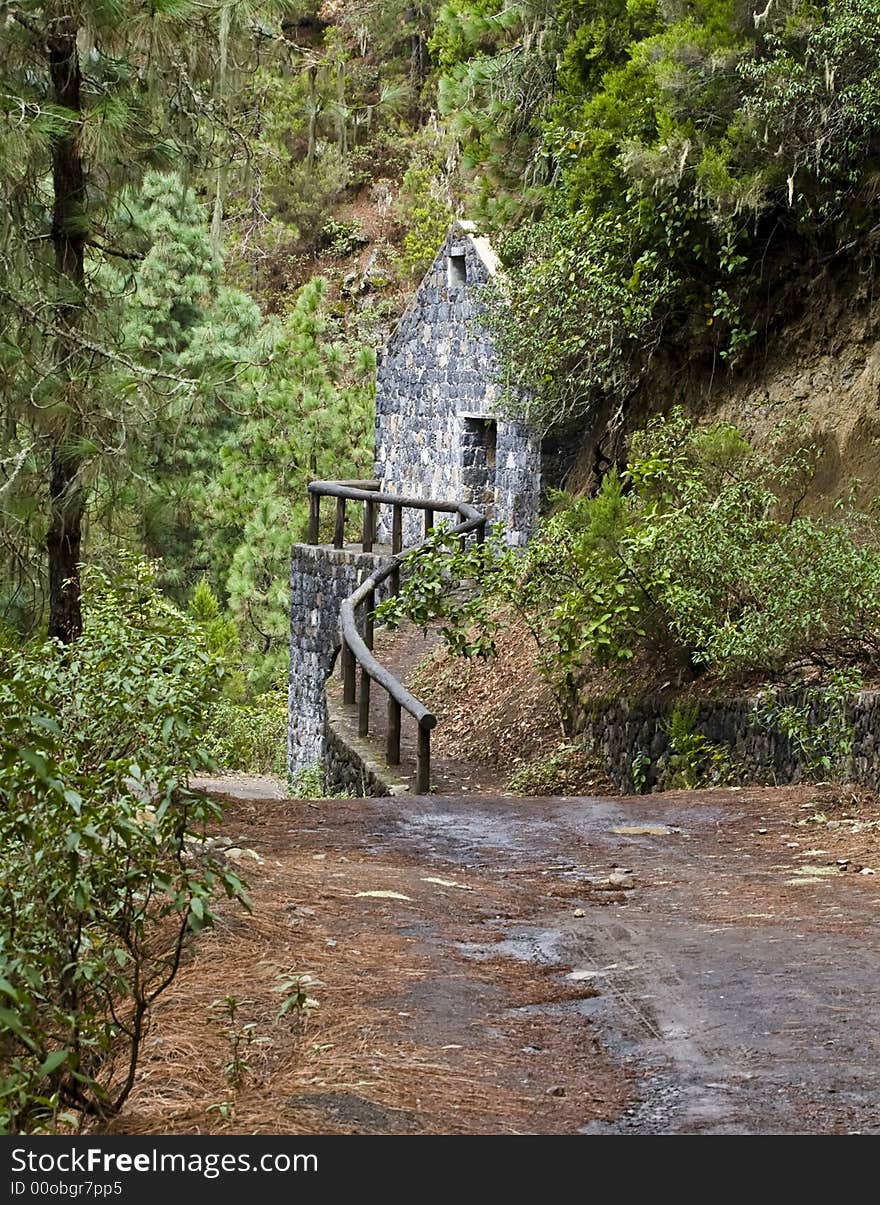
[568,281,880,510]
[703,289,880,511]
[365,617,614,797]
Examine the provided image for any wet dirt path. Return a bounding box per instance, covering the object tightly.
[118,784,880,1135]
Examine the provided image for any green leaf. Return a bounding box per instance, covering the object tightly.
[39,1050,70,1077]
[0,977,20,1003]
[0,1007,39,1051]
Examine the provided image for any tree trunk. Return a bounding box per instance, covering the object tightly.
[46,16,87,643]
[407,6,427,114]
[306,67,318,170]
[47,450,85,644]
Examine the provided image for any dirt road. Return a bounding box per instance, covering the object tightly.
[117,783,880,1135]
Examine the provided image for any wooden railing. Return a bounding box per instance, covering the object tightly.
[307,479,487,793]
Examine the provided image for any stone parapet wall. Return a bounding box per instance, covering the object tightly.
[580,689,880,793]
[287,542,392,777]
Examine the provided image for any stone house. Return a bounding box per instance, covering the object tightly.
[375,220,542,545]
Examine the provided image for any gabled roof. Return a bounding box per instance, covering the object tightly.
[455,220,500,277]
[380,221,500,359]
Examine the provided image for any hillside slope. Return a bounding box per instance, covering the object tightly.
[564,282,880,511]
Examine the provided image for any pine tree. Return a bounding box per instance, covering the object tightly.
[209,276,375,687]
[0,1,279,641]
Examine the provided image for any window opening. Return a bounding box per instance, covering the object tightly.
[447,253,467,288]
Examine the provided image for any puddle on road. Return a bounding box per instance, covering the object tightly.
[611,823,682,837]
[504,997,600,1021]
[456,936,550,964]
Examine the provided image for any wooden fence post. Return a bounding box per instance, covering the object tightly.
[365,587,375,651]
[416,724,431,793]
[362,499,375,553]
[386,697,401,766]
[341,637,356,705]
[334,497,346,549]
[307,491,320,544]
[358,669,371,737]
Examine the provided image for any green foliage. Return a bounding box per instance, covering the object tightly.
[433,0,563,222]
[756,669,863,783]
[246,2,430,267]
[208,275,375,688]
[486,208,678,433]
[438,0,880,434]
[289,766,327,798]
[321,217,368,258]
[113,171,266,604]
[189,579,242,684]
[735,0,880,226]
[0,1,289,639]
[376,523,518,660]
[630,749,651,794]
[209,995,260,1091]
[381,413,880,718]
[661,700,731,790]
[526,410,880,687]
[117,181,376,689]
[202,693,288,777]
[273,971,322,1024]
[394,163,455,277]
[288,765,353,799]
[505,743,607,795]
[0,557,247,1132]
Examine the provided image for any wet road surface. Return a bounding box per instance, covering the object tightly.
[358,789,880,1134]
[122,783,880,1135]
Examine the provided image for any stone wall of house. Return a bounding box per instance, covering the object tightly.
[375,225,541,547]
[287,542,391,777]
[494,418,543,547]
[580,689,880,793]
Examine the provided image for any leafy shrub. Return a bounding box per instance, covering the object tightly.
[660,701,731,790]
[505,744,609,795]
[289,766,326,798]
[755,669,863,783]
[379,412,880,714]
[202,693,288,777]
[287,766,353,799]
[376,522,521,661]
[0,558,247,1132]
[320,217,368,258]
[485,208,679,435]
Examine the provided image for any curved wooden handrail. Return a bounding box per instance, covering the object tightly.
[307,479,487,792]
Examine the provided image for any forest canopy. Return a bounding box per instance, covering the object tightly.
[2,0,879,676]
[3,0,880,1132]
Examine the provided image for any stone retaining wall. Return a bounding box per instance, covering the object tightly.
[581,689,880,793]
[324,694,408,797]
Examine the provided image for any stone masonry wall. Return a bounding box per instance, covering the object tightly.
[287,542,391,777]
[375,225,541,547]
[323,694,406,797]
[581,690,880,793]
